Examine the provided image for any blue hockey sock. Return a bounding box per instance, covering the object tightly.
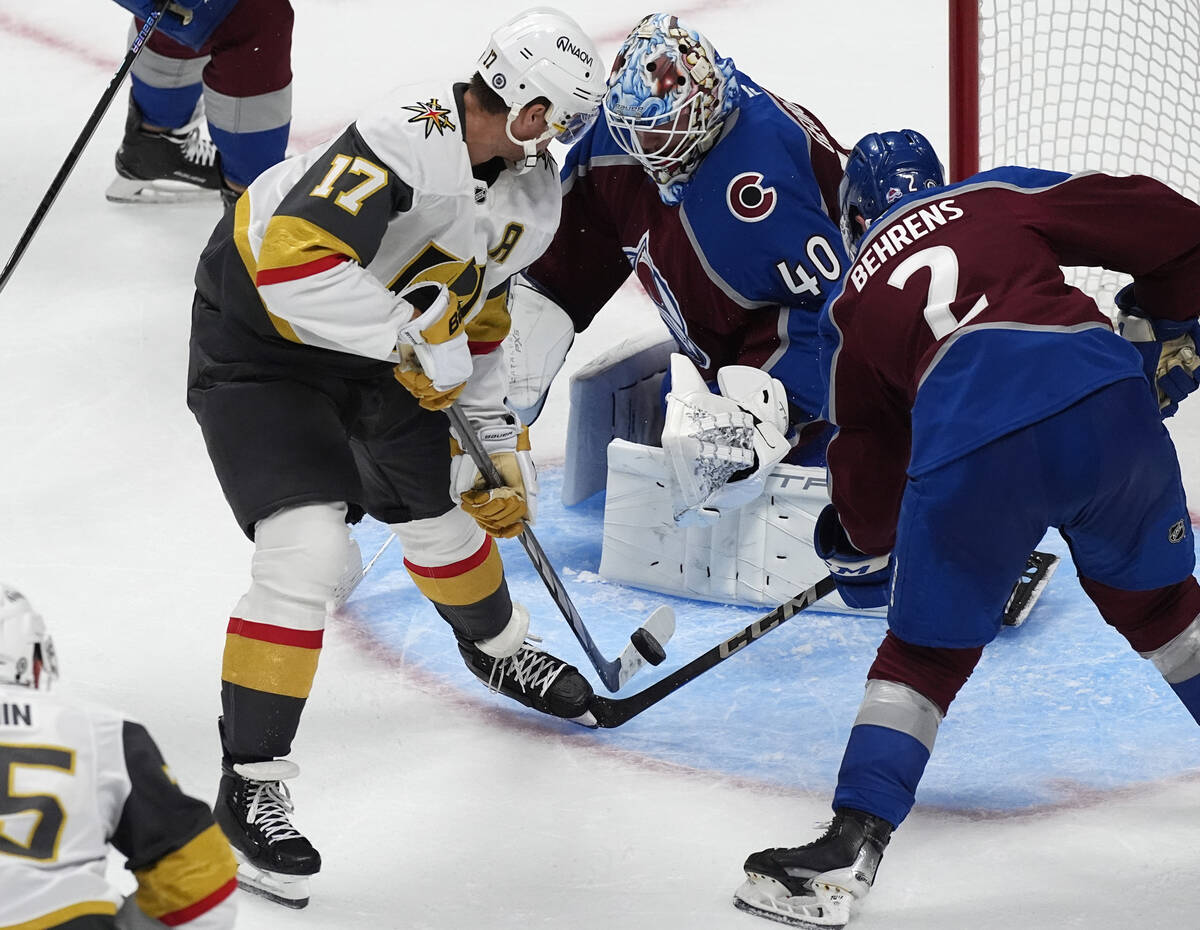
[131,76,202,131]
[1169,673,1200,725]
[209,124,290,188]
[832,723,931,828]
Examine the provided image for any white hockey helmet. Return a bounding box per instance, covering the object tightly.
[477,7,605,167]
[0,585,57,691]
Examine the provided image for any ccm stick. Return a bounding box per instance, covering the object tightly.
[585,548,1060,727]
[446,404,674,693]
[588,576,837,728]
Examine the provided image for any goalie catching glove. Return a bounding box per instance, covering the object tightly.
[450,412,537,538]
[1115,284,1200,418]
[393,281,473,410]
[660,354,791,526]
[814,504,893,609]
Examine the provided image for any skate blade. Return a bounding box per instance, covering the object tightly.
[234,858,312,909]
[733,876,849,929]
[105,174,221,204]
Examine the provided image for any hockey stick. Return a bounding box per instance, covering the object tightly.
[588,575,838,728]
[331,533,396,610]
[445,404,675,692]
[0,1,172,299]
[587,549,1061,727]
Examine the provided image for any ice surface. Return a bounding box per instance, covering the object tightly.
[1,2,1198,928]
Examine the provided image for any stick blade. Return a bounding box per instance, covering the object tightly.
[613,606,676,690]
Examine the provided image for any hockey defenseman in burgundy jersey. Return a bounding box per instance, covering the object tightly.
[734,130,1200,929]
[512,13,848,457]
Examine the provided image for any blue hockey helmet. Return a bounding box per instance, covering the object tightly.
[838,129,945,259]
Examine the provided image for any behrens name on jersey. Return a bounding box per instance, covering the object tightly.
[850,198,964,292]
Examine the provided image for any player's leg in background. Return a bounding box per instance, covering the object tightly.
[200,0,293,193]
[108,0,293,203]
[351,379,595,724]
[108,20,220,201]
[1064,378,1200,723]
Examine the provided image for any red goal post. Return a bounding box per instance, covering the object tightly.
[948,0,1200,300]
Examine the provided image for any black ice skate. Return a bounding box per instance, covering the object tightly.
[214,759,321,909]
[458,636,597,726]
[733,808,893,928]
[106,97,224,203]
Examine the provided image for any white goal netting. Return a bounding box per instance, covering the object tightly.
[976,0,1200,305]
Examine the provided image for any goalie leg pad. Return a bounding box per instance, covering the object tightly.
[561,334,676,505]
[599,439,881,614]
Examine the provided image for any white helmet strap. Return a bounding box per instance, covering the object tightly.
[505,102,555,173]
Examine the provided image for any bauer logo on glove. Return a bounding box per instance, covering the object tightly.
[450,415,538,538]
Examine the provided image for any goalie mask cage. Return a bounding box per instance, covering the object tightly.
[949,0,1200,304]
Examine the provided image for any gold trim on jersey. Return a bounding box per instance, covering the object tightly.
[257,215,363,273]
[134,823,238,921]
[387,241,485,322]
[2,899,117,930]
[232,196,302,344]
[466,285,512,345]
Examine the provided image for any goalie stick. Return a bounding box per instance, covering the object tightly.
[0,1,172,298]
[586,550,1060,728]
[446,404,675,693]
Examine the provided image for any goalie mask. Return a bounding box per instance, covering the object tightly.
[477,7,606,170]
[0,585,58,691]
[839,129,945,259]
[604,13,739,205]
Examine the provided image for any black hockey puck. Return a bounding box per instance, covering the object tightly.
[630,627,666,665]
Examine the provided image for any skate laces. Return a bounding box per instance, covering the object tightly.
[487,635,566,697]
[245,779,304,843]
[177,126,218,167]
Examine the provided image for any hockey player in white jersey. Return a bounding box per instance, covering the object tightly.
[186,7,605,908]
[0,585,238,930]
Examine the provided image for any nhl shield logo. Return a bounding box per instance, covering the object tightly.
[1168,519,1187,544]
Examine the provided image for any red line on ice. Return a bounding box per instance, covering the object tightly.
[0,12,119,72]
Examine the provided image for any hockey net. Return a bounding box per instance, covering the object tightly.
[950,0,1200,306]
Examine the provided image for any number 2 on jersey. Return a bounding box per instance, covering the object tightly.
[887,244,989,340]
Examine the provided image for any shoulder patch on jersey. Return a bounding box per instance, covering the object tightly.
[402,97,457,138]
[726,171,777,222]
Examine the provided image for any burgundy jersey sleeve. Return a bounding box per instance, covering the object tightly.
[525,159,633,332]
[1010,172,1200,317]
[821,300,912,555]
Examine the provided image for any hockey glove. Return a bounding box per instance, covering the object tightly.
[661,354,790,527]
[450,415,537,538]
[393,281,473,409]
[1115,284,1200,418]
[814,505,893,610]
